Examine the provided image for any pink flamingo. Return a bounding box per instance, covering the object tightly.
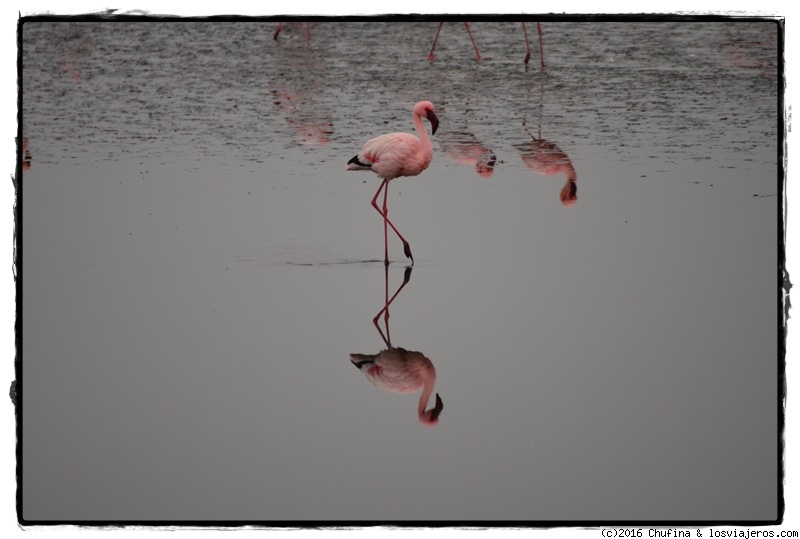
[351,266,443,427]
[21,138,31,171]
[273,22,311,42]
[428,22,545,68]
[347,101,439,265]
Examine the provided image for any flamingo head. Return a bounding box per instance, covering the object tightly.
[415,101,439,136]
[418,393,444,427]
[560,180,578,207]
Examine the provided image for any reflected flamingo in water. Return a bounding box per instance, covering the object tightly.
[428,22,545,68]
[271,88,334,146]
[347,101,439,266]
[437,104,496,178]
[20,138,32,171]
[350,266,443,427]
[514,82,578,207]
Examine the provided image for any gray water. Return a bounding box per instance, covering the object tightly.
[20,20,780,522]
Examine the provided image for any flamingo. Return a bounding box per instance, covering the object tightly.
[273,22,311,42]
[351,266,443,427]
[427,22,545,68]
[351,348,443,427]
[347,101,439,265]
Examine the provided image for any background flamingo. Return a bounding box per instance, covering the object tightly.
[427,22,545,68]
[273,22,311,42]
[347,100,439,265]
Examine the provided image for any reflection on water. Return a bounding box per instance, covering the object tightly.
[20,138,32,171]
[514,80,578,206]
[350,266,443,427]
[438,102,496,178]
[271,88,334,146]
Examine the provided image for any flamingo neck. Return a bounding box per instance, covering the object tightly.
[564,164,577,183]
[414,112,432,150]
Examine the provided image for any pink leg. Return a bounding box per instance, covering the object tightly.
[371,180,414,264]
[522,22,532,65]
[373,266,413,347]
[273,22,283,40]
[464,22,482,61]
[428,22,444,60]
[537,22,546,70]
[306,22,311,43]
[382,179,389,265]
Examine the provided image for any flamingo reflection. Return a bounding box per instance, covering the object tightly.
[350,266,443,426]
[437,106,496,178]
[515,133,577,207]
[20,138,31,171]
[271,88,334,146]
[514,82,578,207]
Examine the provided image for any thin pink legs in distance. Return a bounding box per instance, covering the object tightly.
[428,22,545,68]
[428,22,481,61]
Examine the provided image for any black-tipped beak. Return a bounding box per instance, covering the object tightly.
[427,110,439,136]
[431,393,444,421]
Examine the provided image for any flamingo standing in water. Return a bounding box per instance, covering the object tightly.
[347,101,439,265]
[273,22,311,42]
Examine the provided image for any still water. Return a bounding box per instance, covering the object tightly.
[21,20,779,522]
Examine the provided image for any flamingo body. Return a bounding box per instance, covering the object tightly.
[347,101,439,264]
[351,347,443,426]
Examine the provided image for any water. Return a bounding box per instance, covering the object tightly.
[20,20,780,522]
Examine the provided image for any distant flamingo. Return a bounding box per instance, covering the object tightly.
[428,22,546,69]
[428,22,545,68]
[273,22,311,42]
[351,265,443,427]
[347,101,439,265]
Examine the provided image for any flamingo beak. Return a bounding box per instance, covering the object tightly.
[430,393,444,421]
[427,109,439,135]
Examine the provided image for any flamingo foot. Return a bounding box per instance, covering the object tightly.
[427,52,435,61]
[524,51,531,65]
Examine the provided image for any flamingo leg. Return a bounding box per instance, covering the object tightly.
[373,266,413,347]
[273,22,283,40]
[382,178,390,265]
[463,22,482,61]
[522,22,532,66]
[428,22,444,60]
[537,22,546,70]
[306,22,311,43]
[370,180,414,264]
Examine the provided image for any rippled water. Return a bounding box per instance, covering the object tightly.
[21,20,780,522]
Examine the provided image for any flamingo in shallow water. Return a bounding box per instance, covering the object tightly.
[273,22,311,42]
[347,101,439,265]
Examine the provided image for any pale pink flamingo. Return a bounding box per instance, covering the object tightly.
[427,22,545,68]
[273,22,311,43]
[350,266,443,426]
[347,101,439,265]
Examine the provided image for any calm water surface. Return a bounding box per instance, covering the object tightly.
[21,20,779,522]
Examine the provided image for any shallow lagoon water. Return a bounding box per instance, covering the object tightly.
[21,20,779,522]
